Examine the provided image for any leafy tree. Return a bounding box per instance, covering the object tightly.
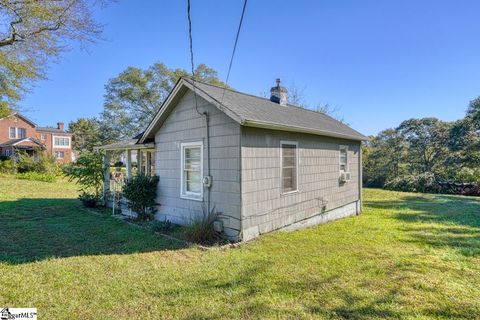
[100,63,228,140]
[68,117,106,152]
[363,129,406,187]
[0,0,109,110]
[396,118,451,174]
[64,151,104,200]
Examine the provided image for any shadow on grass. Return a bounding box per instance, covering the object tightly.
[365,193,480,256]
[0,198,188,265]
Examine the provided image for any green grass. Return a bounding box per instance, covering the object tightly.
[1,175,479,319]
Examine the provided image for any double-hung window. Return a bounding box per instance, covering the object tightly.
[281,141,298,193]
[54,136,70,147]
[181,142,203,200]
[54,151,64,159]
[18,128,26,139]
[339,145,348,172]
[9,127,16,138]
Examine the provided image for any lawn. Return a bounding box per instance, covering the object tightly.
[1,175,479,319]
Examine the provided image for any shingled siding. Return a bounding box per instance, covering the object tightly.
[154,91,242,239]
[240,127,361,238]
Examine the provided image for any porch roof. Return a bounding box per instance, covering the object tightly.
[96,139,154,151]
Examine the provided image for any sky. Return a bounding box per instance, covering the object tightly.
[20,0,480,136]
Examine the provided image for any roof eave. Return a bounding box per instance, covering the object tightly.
[242,120,369,142]
[138,78,244,143]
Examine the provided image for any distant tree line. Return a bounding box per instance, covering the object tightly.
[363,97,480,194]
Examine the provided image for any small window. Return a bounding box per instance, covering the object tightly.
[5,149,11,157]
[41,134,46,140]
[18,128,26,139]
[54,151,64,159]
[54,136,70,147]
[9,127,16,138]
[281,141,298,193]
[181,142,203,200]
[339,145,348,172]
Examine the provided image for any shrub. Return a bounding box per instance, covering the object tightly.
[78,191,100,208]
[0,158,16,174]
[123,174,159,221]
[16,172,56,182]
[184,208,222,245]
[15,151,59,174]
[384,173,440,193]
[64,151,104,206]
[36,153,60,175]
[453,167,480,184]
[16,152,37,173]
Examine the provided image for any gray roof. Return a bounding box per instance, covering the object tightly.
[36,127,69,134]
[182,78,368,141]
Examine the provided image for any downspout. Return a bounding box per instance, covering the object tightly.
[203,111,211,214]
[358,142,363,215]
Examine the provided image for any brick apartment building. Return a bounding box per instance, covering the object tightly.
[0,112,73,163]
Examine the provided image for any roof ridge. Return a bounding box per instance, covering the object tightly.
[183,77,357,130]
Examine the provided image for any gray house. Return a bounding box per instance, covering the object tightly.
[103,77,368,241]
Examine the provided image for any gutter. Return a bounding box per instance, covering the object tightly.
[242,120,369,142]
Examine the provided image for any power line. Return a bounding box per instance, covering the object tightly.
[186,0,201,115]
[221,0,248,103]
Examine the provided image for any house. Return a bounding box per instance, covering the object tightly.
[100,78,368,241]
[0,112,73,163]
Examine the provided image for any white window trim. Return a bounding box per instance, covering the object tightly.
[280,140,299,195]
[180,141,203,201]
[53,135,71,148]
[9,127,16,139]
[339,145,349,173]
[54,151,64,159]
[5,149,11,157]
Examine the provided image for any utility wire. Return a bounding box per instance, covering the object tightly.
[187,0,201,115]
[221,0,248,103]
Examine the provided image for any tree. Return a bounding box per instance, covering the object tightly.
[100,62,228,140]
[362,129,406,187]
[68,118,106,152]
[0,0,108,110]
[396,118,451,174]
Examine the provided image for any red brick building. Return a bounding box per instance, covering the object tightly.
[0,113,73,163]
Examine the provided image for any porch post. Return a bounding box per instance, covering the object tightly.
[126,149,132,179]
[103,151,111,197]
[145,151,151,176]
[138,150,144,175]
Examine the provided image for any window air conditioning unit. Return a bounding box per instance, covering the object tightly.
[339,172,351,183]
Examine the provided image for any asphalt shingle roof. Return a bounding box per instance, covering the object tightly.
[36,127,69,133]
[184,78,368,141]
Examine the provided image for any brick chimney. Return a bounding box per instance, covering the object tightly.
[270,78,288,106]
[57,122,64,131]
